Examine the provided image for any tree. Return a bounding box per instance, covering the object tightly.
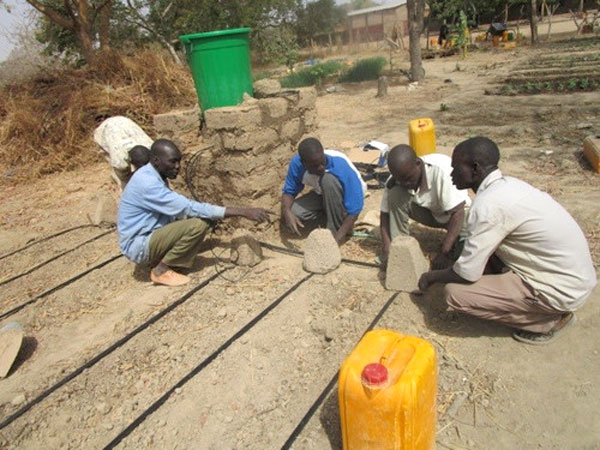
[529,0,539,44]
[25,0,113,65]
[295,0,345,46]
[407,0,425,81]
[119,0,183,65]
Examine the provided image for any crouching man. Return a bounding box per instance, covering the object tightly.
[281,137,366,245]
[118,139,272,286]
[418,137,597,344]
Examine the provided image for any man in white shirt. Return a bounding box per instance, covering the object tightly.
[380,144,471,269]
[419,137,597,345]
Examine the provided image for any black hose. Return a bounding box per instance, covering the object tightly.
[0,254,123,320]
[103,273,314,449]
[0,269,226,431]
[0,228,115,287]
[259,241,381,269]
[0,224,95,261]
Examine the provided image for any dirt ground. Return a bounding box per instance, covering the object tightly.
[0,24,599,450]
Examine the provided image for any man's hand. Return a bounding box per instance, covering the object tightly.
[283,209,304,235]
[432,252,453,270]
[418,271,434,292]
[242,207,274,223]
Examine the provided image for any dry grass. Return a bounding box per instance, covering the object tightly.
[0,49,196,183]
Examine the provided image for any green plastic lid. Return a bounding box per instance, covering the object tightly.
[179,27,251,42]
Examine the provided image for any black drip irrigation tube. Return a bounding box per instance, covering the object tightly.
[0,228,115,288]
[259,241,381,270]
[280,291,400,450]
[0,253,123,321]
[0,224,95,261]
[104,273,314,450]
[0,269,227,431]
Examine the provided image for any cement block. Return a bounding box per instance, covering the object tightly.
[230,233,263,267]
[204,104,262,131]
[385,235,430,291]
[153,106,200,138]
[259,97,288,120]
[88,193,118,226]
[583,134,600,173]
[253,78,281,98]
[303,229,341,274]
[297,87,317,110]
[221,127,279,152]
[303,108,318,130]
[280,118,303,142]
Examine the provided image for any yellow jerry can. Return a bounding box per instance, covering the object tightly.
[408,118,436,157]
[339,329,437,450]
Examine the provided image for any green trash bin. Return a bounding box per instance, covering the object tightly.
[180,28,253,111]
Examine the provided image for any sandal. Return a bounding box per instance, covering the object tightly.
[512,313,576,345]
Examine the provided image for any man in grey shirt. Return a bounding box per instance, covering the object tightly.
[419,137,597,345]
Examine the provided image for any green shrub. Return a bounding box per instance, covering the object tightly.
[339,57,386,83]
[280,60,343,88]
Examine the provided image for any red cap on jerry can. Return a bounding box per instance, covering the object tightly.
[361,363,389,388]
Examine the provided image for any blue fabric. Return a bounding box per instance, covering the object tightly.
[117,163,225,263]
[282,153,364,216]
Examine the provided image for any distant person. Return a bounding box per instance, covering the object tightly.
[418,137,597,345]
[128,145,150,171]
[281,137,366,245]
[118,139,272,287]
[94,116,153,191]
[380,145,471,269]
[438,21,449,47]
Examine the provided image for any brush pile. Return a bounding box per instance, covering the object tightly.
[0,49,196,182]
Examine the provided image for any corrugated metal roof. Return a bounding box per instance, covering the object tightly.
[347,1,407,17]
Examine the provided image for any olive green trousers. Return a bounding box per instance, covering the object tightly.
[148,218,209,270]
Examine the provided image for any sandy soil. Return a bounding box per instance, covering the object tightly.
[0,27,599,449]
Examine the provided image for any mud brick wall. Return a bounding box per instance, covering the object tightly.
[189,85,318,210]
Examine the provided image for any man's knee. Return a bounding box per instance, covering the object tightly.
[444,283,470,312]
[320,173,342,192]
[186,218,210,237]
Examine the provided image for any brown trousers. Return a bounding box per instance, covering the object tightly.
[444,271,565,333]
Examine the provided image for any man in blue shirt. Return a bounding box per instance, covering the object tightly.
[118,139,272,286]
[281,138,365,245]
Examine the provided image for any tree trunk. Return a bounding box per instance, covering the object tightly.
[407,0,425,82]
[579,0,584,13]
[504,3,509,23]
[529,0,539,44]
[98,0,112,51]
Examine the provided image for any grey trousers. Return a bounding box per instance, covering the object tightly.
[445,271,565,333]
[388,184,463,260]
[291,173,346,233]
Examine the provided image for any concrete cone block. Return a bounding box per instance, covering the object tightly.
[89,194,118,226]
[303,229,341,274]
[0,322,24,378]
[385,235,430,291]
[231,233,263,267]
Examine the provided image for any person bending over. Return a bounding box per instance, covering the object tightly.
[380,144,470,269]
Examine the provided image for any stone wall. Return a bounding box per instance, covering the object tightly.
[187,81,318,210]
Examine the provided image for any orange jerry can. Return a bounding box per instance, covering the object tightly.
[339,330,437,450]
[408,118,436,157]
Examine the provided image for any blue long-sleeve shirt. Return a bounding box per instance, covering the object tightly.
[117,163,225,263]
[282,150,365,216]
